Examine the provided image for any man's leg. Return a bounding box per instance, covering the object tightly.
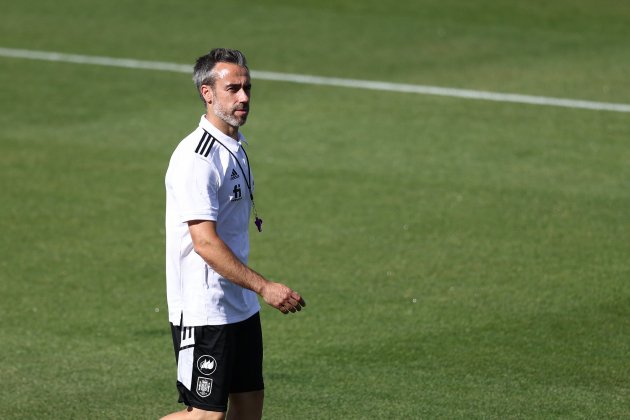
[226,390,264,420]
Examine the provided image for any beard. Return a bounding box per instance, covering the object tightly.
[212,100,248,128]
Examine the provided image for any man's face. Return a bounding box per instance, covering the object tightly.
[207,62,251,128]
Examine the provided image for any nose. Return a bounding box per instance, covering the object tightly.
[237,88,250,103]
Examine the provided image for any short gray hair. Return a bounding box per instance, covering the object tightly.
[193,48,249,103]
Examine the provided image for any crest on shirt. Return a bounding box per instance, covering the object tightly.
[197,355,218,375]
[230,184,243,201]
[196,377,213,398]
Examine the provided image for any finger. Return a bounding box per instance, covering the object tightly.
[288,297,305,312]
[285,300,297,313]
[290,292,306,308]
[281,301,298,314]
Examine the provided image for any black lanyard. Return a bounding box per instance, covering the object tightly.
[202,130,263,232]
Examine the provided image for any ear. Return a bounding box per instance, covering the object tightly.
[200,85,213,104]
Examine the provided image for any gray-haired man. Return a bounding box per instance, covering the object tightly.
[161,48,306,420]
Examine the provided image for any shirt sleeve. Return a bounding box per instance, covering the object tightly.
[171,153,220,223]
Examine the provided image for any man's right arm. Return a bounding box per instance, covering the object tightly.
[188,220,306,314]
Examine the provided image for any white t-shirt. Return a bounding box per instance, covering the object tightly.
[165,116,260,326]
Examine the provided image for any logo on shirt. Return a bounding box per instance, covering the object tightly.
[231,184,242,201]
[196,377,213,398]
[197,355,218,375]
[230,169,240,180]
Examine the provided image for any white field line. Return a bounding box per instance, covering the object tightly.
[2,47,629,113]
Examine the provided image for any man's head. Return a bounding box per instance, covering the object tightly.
[193,48,251,131]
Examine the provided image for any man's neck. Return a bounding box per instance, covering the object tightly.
[205,113,239,141]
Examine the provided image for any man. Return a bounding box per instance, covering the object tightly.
[162,48,306,420]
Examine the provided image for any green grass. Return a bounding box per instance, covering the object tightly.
[1,1,629,418]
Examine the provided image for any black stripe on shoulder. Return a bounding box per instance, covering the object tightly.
[194,131,217,158]
[204,139,215,157]
[195,132,208,154]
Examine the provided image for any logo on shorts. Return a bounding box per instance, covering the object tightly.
[196,377,213,398]
[197,355,218,375]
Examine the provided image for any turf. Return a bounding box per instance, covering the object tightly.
[1,1,629,418]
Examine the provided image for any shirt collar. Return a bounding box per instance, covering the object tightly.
[199,115,248,153]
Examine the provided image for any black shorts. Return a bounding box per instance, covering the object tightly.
[170,312,264,412]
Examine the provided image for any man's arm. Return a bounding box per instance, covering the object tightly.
[188,220,306,314]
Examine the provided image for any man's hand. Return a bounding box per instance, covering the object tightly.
[261,282,306,314]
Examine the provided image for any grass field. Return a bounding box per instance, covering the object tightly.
[1,1,629,418]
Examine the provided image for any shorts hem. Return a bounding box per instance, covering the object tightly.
[175,382,227,413]
[184,400,227,413]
